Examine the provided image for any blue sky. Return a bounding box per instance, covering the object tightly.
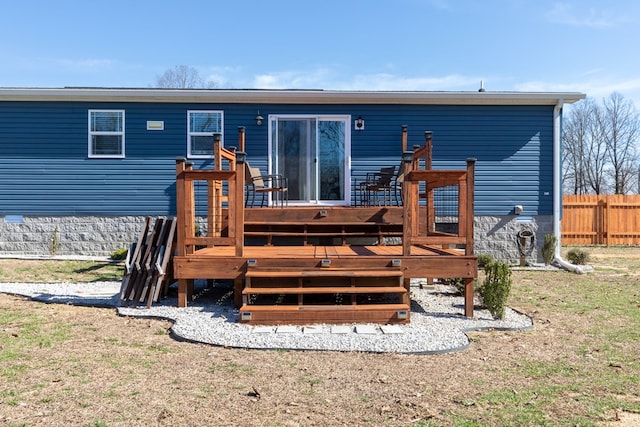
[2,0,639,107]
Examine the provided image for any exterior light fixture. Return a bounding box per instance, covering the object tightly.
[354,116,365,131]
[255,111,264,126]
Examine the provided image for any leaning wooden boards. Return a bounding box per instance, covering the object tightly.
[119,216,177,308]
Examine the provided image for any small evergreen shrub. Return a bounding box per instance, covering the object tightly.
[479,261,512,320]
[477,253,494,269]
[542,234,557,265]
[110,247,129,261]
[567,248,589,265]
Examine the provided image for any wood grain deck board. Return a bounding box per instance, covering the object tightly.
[192,244,454,258]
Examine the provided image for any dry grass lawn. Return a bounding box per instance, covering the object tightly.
[0,247,639,426]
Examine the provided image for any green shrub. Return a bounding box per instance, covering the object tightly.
[567,248,589,265]
[477,253,494,269]
[479,261,512,320]
[542,234,557,265]
[110,247,129,261]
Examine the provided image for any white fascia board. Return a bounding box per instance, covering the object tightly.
[0,87,586,105]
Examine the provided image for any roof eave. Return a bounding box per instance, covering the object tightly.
[0,87,586,105]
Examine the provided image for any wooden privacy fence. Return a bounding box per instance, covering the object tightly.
[562,195,640,245]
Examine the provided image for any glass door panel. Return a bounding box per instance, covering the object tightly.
[270,115,349,205]
[318,120,345,201]
[273,118,314,201]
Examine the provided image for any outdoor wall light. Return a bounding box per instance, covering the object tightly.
[354,116,365,131]
[255,111,264,126]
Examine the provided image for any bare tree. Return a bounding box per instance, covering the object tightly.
[563,93,640,195]
[563,99,592,194]
[155,65,217,88]
[563,98,608,194]
[598,92,640,194]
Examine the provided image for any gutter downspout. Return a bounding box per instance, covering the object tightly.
[553,99,591,273]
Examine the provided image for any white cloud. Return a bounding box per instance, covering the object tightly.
[335,73,480,91]
[208,64,640,110]
[250,68,481,91]
[545,3,623,28]
[516,77,640,96]
[515,77,640,108]
[204,66,243,88]
[253,68,333,89]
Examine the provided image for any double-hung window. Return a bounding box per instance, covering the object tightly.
[88,110,125,158]
[188,110,223,158]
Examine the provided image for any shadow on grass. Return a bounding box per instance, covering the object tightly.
[73,262,123,282]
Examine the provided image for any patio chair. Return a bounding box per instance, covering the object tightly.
[357,166,396,206]
[392,160,407,206]
[245,164,288,208]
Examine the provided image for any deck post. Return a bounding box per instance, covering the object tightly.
[235,147,246,257]
[238,126,246,152]
[424,131,433,170]
[176,158,195,307]
[464,277,474,317]
[424,132,435,233]
[401,125,408,152]
[402,151,414,256]
[465,158,476,256]
[209,135,223,240]
[464,158,476,318]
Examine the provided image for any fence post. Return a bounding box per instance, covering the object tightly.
[597,198,606,246]
[605,195,610,246]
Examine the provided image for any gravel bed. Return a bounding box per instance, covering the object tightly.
[0,280,533,354]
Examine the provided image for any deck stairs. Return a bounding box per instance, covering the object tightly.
[238,266,410,325]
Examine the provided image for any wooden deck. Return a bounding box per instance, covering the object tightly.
[173,128,478,325]
[176,243,473,276]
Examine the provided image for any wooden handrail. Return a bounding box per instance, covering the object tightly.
[181,170,235,181]
[401,136,475,256]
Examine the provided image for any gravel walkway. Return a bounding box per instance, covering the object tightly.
[0,280,533,354]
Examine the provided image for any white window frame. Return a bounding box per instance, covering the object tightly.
[88,109,125,158]
[187,110,224,159]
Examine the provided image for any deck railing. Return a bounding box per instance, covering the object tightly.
[175,134,245,258]
[401,148,475,255]
[174,127,477,313]
[175,127,475,256]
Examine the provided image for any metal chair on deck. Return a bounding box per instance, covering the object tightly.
[357,166,396,206]
[245,164,288,208]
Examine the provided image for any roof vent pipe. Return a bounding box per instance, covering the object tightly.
[478,80,486,92]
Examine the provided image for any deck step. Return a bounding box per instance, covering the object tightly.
[239,304,410,325]
[243,286,407,295]
[245,269,403,278]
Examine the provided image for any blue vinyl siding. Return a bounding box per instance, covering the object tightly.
[347,104,554,215]
[0,101,554,216]
[0,158,176,215]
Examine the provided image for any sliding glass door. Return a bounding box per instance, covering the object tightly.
[269,115,350,205]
